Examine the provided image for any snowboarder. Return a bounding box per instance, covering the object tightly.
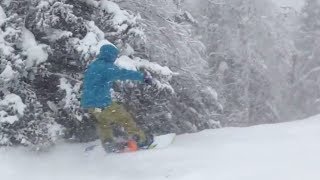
[81,44,151,153]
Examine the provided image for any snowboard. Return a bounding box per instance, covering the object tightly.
[85,133,176,153]
[145,133,176,150]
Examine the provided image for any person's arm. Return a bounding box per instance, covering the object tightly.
[81,64,96,108]
[116,68,144,82]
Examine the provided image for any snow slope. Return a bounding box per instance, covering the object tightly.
[1,115,320,180]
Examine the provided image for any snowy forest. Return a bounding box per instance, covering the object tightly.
[0,0,319,150]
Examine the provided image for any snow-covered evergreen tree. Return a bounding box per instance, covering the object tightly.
[0,0,222,147]
[0,1,62,149]
[184,0,300,126]
[288,0,320,118]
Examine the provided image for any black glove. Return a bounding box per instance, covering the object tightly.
[144,72,153,85]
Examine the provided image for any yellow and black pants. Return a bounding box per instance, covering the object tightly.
[90,102,146,149]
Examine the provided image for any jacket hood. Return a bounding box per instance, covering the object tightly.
[98,44,119,63]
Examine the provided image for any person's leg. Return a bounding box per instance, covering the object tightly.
[113,103,151,147]
[91,107,123,153]
[91,103,152,152]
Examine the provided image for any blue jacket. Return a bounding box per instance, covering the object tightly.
[81,44,143,109]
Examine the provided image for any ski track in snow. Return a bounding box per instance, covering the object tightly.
[1,115,320,180]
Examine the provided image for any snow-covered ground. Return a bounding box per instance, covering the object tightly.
[1,115,320,180]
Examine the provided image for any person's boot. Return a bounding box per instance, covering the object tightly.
[137,133,154,149]
[126,140,139,152]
